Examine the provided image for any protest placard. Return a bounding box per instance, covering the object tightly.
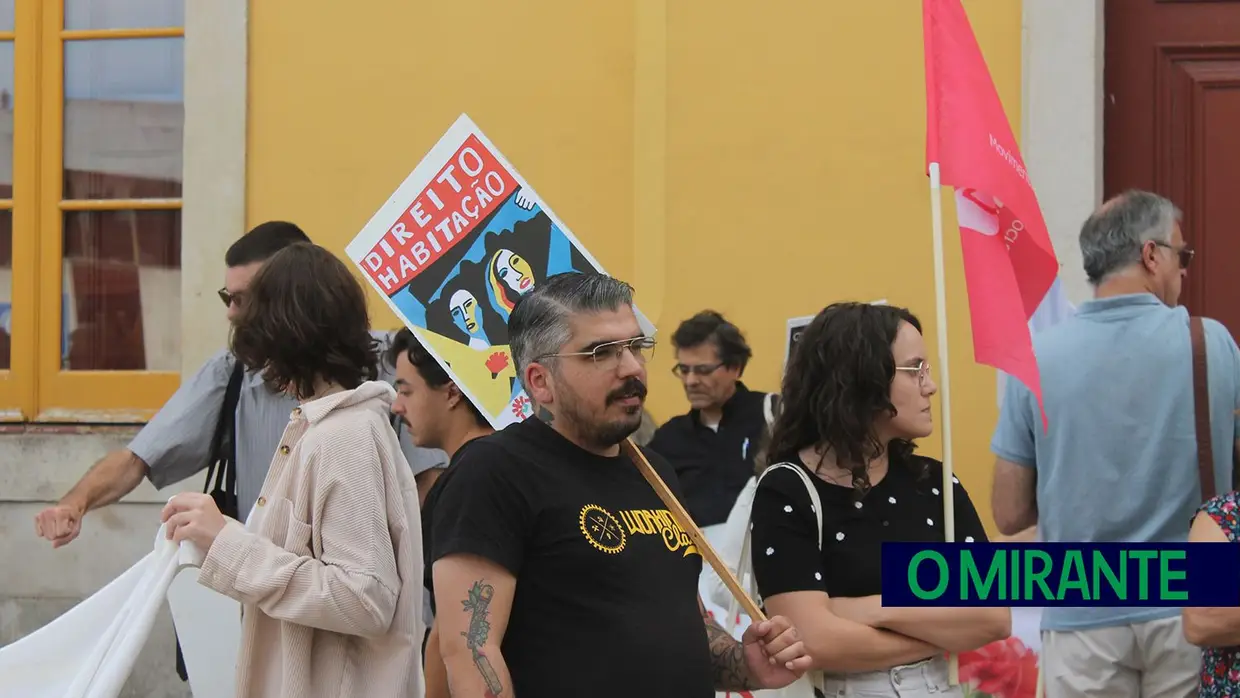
[348,115,764,624]
[347,114,654,429]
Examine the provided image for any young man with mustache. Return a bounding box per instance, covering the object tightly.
[430,272,812,697]
[387,327,495,698]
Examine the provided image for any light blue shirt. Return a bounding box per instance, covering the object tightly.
[132,331,447,518]
[991,293,1240,631]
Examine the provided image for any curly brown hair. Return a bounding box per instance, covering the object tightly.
[231,242,379,400]
[764,301,927,499]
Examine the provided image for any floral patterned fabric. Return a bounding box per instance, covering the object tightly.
[1199,491,1240,696]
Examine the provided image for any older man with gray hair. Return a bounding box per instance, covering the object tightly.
[990,189,1240,697]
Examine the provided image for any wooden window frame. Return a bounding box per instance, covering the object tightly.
[6,1,37,421]
[6,1,185,422]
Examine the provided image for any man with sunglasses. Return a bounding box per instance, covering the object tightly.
[430,272,811,698]
[990,190,1235,697]
[34,221,447,549]
[647,310,778,527]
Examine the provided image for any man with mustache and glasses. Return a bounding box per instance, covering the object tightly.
[429,272,812,698]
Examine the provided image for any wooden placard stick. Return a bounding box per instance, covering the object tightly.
[621,438,767,623]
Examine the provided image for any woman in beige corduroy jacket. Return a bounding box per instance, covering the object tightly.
[161,242,425,698]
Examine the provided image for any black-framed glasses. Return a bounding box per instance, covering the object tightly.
[672,362,724,378]
[1152,241,1195,269]
[218,287,246,307]
[537,336,656,369]
[895,360,932,385]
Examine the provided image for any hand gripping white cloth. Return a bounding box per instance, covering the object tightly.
[0,523,223,698]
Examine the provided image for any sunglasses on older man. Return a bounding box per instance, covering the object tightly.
[1152,240,1194,269]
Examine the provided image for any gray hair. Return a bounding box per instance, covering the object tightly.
[1079,190,1182,284]
[508,272,636,386]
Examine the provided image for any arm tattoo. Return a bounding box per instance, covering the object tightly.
[537,405,554,423]
[705,613,758,691]
[461,580,504,697]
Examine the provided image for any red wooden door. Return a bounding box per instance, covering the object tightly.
[1105,0,1240,335]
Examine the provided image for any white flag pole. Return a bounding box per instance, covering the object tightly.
[927,161,959,685]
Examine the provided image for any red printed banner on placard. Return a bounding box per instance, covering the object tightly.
[359,134,519,295]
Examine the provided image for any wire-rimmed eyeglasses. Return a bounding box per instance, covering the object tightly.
[672,362,724,378]
[895,360,932,384]
[537,336,656,369]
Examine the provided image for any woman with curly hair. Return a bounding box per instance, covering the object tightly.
[159,242,424,698]
[749,302,1009,696]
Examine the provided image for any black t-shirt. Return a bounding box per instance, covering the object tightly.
[431,417,712,698]
[750,453,988,600]
[648,382,773,526]
[421,436,486,617]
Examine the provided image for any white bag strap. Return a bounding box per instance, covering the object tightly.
[729,462,823,631]
[761,461,822,549]
[762,392,778,428]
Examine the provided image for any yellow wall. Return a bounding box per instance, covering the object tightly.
[247,0,1024,533]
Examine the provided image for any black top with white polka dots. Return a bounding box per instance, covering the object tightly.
[749,453,988,600]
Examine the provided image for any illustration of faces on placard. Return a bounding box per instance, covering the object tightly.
[426,270,505,351]
[449,288,489,349]
[418,187,593,350]
[488,248,536,317]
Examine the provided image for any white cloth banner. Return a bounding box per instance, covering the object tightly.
[698,523,756,698]
[167,557,243,698]
[0,523,238,698]
[997,275,1076,405]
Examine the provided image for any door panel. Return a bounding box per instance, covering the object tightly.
[1105,0,1240,332]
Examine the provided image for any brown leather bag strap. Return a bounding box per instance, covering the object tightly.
[1191,316,1217,502]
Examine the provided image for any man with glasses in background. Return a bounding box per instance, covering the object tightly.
[648,310,778,528]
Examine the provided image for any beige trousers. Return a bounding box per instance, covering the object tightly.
[1041,615,1200,698]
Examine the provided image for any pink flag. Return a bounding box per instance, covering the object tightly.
[923,0,1059,428]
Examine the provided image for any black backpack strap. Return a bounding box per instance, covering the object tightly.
[204,359,246,498]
